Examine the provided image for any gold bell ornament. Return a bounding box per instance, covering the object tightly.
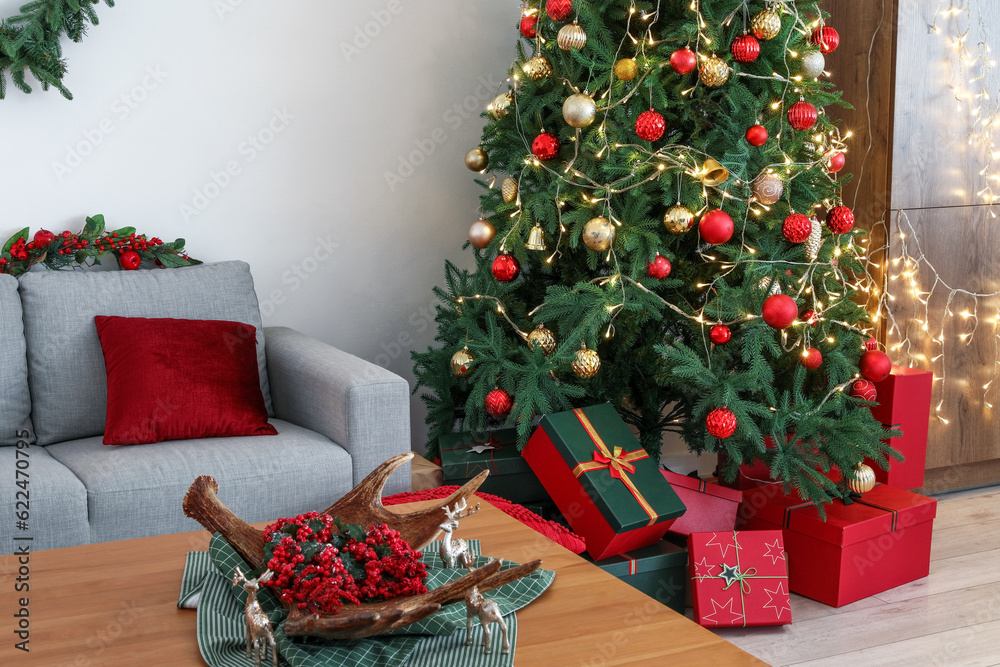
[527,324,556,355]
[523,56,553,81]
[582,216,615,252]
[557,22,587,51]
[664,203,695,234]
[572,343,601,379]
[501,177,519,203]
[525,224,546,250]
[701,158,729,187]
[450,346,475,377]
[846,462,877,494]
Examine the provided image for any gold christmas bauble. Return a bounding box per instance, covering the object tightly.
[501,177,519,203]
[465,147,489,171]
[468,218,496,249]
[557,22,588,51]
[582,216,615,251]
[752,173,784,205]
[450,347,475,377]
[523,56,553,81]
[615,58,638,81]
[805,218,823,259]
[751,9,782,40]
[562,92,597,128]
[847,462,877,494]
[572,343,601,379]
[490,93,512,119]
[527,324,556,355]
[699,55,730,87]
[664,204,695,234]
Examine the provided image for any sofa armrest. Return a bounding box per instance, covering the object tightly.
[263,326,411,494]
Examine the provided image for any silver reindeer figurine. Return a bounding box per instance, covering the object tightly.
[439,498,480,568]
[232,567,278,667]
[465,560,510,654]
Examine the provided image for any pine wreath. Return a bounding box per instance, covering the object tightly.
[0,0,115,100]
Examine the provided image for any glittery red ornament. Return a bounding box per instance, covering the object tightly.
[520,14,537,38]
[119,251,141,271]
[635,109,666,142]
[787,100,818,131]
[827,151,846,173]
[731,33,760,63]
[849,379,878,401]
[545,0,572,21]
[706,407,737,438]
[745,124,768,146]
[783,213,813,243]
[710,324,731,345]
[865,336,878,351]
[811,26,840,54]
[647,254,672,279]
[669,48,697,74]
[699,209,734,245]
[826,205,855,234]
[532,132,560,161]
[762,294,798,329]
[859,349,892,382]
[801,347,823,370]
[485,388,513,418]
[801,309,819,326]
[491,253,520,282]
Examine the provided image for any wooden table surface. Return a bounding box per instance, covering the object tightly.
[0,501,763,666]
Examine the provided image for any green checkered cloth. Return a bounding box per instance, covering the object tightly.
[179,534,554,667]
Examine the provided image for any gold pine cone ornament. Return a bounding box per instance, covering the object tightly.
[501,177,519,203]
[572,343,601,379]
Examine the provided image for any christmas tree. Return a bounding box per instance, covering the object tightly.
[413,0,899,504]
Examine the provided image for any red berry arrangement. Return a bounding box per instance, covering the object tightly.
[261,511,429,615]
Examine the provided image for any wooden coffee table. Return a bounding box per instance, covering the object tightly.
[0,501,762,666]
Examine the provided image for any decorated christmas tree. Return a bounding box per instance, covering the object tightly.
[413,0,899,504]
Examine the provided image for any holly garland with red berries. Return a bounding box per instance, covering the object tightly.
[413,0,899,505]
[1,214,199,276]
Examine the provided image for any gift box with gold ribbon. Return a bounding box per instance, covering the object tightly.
[523,404,685,559]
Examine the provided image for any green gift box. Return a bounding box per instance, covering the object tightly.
[583,539,688,613]
[438,429,549,504]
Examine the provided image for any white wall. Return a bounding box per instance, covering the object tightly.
[0,0,520,452]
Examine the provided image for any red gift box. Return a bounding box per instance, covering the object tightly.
[661,469,742,537]
[867,366,932,489]
[689,530,791,627]
[739,483,937,607]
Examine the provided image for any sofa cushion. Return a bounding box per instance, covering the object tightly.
[96,316,277,445]
[45,419,353,544]
[0,445,89,553]
[0,274,33,446]
[18,261,273,446]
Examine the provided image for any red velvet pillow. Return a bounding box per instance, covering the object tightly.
[95,316,277,445]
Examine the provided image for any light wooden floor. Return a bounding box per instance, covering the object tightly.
[707,486,1000,667]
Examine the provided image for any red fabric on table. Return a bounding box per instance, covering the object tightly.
[661,469,742,537]
[383,486,586,554]
[689,530,791,627]
[95,316,277,445]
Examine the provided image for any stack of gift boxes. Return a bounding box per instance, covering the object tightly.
[433,365,934,627]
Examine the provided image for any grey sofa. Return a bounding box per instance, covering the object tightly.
[0,260,411,555]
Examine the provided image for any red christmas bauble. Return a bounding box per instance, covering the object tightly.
[787,100,818,131]
[119,251,141,271]
[491,253,521,282]
[827,151,846,173]
[801,347,823,370]
[859,350,891,382]
[545,0,572,21]
[762,294,798,329]
[635,109,666,142]
[485,388,513,418]
[710,324,731,345]
[865,335,878,351]
[811,26,840,54]
[745,124,768,146]
[532,132,560,161]
[826,205,855,234]
[706,407,737,438]
[849,379,878,401]
[33,229,55,247]
[783,213,813,243]
[801,309,819,326]
[699,209,734,245]
[647,254,672,279]
[731,33,761,63]
[669,48,697,74]
[520,14,537,38]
